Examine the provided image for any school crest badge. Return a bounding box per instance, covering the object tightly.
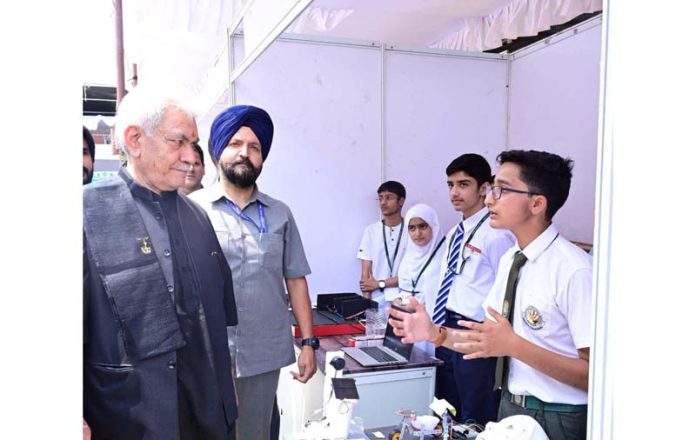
[523,305,545,330]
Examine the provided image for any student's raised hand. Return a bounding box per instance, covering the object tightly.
[452,306,520,360]
[387,297,434,344]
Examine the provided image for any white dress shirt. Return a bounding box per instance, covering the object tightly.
[441,207,515,321]
[357,220,408,306]
[483,224,593,404]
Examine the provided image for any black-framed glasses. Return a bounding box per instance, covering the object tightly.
[486,186,541,200]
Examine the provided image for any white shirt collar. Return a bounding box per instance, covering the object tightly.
[517,223,559,263]
[461,206,489,231]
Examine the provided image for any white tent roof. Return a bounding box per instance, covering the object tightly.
[121,0,601,93]
[286,0,601,51]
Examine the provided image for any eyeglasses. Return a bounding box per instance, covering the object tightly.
[486,185,541,200]
[377,194,398,202]
[407,223,430,232]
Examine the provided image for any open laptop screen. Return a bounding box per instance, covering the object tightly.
[383,320,413,360]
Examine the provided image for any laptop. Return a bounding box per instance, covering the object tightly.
[342,320,414,367]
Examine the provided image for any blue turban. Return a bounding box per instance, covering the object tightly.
[209,105,274,162]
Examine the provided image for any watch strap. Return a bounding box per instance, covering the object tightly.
[431,326,447,347]
[301,337,319,349]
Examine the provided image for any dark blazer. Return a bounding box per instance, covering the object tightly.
[83,176,238,440]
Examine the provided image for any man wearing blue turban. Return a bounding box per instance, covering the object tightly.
[189,105,317,440]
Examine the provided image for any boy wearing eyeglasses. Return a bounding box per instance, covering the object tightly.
[357,181,408,309]
[473,149,591,439]
[388,150,592,440]
[430,153,515,426]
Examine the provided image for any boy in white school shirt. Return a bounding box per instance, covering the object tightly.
[358,181,408,309]
[430,153,514,426]
[388,150,592,440]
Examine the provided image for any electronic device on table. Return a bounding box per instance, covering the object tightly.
[341,319,413,366]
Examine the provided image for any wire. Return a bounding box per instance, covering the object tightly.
[304,408,325,426]
[338,400,350,414]
[305,367,341,425]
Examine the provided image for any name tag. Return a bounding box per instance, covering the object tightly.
[465,243,481,254]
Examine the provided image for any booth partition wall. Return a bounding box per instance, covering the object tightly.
[199,15,602,300]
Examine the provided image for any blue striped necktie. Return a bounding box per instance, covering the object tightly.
[432,222,465,325]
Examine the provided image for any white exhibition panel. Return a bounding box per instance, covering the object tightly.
[229,23,601,298]
[234,40,507,298]
[508,21,602,243]
[384,52,507,230]
[235,40,382,298]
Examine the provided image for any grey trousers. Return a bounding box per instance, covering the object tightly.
[234,369,281,440]
[498,394,587,440]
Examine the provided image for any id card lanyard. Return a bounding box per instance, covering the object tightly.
[224,198,268,234]
[445,212,490,275]
[409,236,447,293]
[382,220,404,277]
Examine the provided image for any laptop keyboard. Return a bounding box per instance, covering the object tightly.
[361,346,398,363]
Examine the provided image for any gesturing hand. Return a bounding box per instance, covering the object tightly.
[452,306,519,360]
[387,297,435,344]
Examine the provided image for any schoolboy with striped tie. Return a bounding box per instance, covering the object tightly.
[430,153,514,425]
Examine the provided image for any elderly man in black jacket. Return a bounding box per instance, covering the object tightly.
[83,86,238,439]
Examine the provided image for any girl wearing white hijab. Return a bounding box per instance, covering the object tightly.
[397,204,447,355]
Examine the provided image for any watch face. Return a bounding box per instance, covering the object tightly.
[304,337,320,349]
[379,281,386,288]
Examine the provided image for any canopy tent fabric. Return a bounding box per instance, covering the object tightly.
[121,0,244,93]
[121,0,603,93]
[287,0,602,52]
[430,0,602,51]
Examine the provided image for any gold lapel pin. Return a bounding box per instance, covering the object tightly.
[138,237,152,255]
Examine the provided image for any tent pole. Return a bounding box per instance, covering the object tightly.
[131,63,138,87]
[114,0,126,104]
[380,43,385,182]
[505,56,511,150]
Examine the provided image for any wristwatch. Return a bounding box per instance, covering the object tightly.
[430,326,447,348]
[301,337,320,350]
[378,280,386,291]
